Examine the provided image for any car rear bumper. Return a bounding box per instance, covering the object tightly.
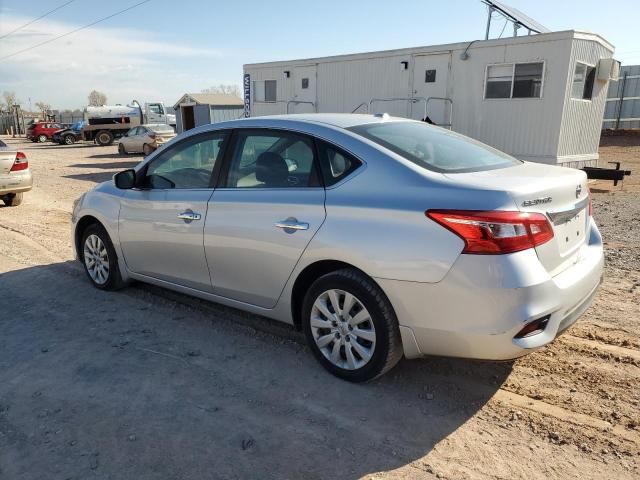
[0,170,33,195]
[377,218,604,360]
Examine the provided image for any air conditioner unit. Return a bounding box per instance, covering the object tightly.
[597,58,621,81]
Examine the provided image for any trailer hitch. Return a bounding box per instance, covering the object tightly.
[582,162,631,187]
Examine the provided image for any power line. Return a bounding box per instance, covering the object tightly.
[0,0,76,41]
[0,0,152,61]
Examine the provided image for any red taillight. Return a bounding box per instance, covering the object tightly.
[426,210,554,254]
[10,152,28,172]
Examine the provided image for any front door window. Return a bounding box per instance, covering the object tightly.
[143,132,228,189]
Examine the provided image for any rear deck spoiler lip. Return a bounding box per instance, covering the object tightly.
[546,196,589,225]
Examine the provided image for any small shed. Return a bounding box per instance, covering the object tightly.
[244,30,619,168]
[173,93,244,133]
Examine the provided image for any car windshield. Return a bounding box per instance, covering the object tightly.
[348,121,521,173]
[149,125,174,133]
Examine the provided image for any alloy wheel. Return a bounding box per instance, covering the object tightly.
[83,234,110,285]
[310,289,376,370]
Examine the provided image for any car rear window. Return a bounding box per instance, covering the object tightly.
[348,121,521,173]
[149,125,174,133]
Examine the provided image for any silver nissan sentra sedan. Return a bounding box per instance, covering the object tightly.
[71,114,604,382]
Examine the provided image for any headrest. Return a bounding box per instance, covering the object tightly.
[330,152,347,177]
[256,151,288,187]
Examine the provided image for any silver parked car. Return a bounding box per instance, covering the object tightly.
[118,124,176,156]
[71,114,604,381]
[0,139,32,206]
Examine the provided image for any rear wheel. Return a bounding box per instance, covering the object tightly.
[95,130,114,146]
[81,224,125,290]
[2,192,23,207]
[142,143,153,156]
[118,143,126,154]
[302,268,403,382]
[38,134,47,143]
[63,134,75,145]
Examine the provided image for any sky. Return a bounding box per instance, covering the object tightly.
[0,0,639,110]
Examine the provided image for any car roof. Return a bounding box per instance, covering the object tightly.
[251,113,412,129]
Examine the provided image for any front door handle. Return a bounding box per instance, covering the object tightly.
[274,218,309,231]
[177,211,202,221]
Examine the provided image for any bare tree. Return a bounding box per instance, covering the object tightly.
[34,101,51,117]
[2,91,18,110]
[88,90,107,106]
[202,84,241,97]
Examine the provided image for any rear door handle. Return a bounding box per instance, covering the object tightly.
[274,218,309,231]
[177,211,202,221]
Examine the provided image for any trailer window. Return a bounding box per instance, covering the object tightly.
[572,63,596,100]
[485,65,513,98]
[513,63,543,98]
[485,62,543,99]
[265,80,277,102]
[301,78,309,89]
[425,70,436,83]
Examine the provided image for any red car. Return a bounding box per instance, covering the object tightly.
[26,121,64,143]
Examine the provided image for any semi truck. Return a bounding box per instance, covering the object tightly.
[82,101,176,146]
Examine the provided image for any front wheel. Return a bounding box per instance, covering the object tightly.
[2,192,23,206]
[142,143,153,156]
[81,224,125,290]
[64,135,75,145]
[118,143,126,154]
[302,268,403,382]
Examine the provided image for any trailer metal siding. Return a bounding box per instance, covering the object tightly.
[210,106,244,123]
[245,30,614,167]
[557,39,613,165]
[603,65,640,130]
[448,39,569,162]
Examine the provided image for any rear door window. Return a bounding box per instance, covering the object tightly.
[224,130,319,188]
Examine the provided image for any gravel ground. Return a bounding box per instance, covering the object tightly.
[0,135,638,480]
[593,134,640,273]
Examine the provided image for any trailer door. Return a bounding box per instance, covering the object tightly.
[292,65,317,113]
[412,53,451,126]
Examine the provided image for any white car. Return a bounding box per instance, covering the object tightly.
[117,124,176,156]
[0,140,32,206]
[72,114,604,381]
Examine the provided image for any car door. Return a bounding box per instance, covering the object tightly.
[121,127,137,151]
[118,130,229,292]
[204,128,326,308]
[131,127,146,152]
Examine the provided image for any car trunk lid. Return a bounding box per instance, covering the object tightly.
[444,162,589,276]
[0,149,16,175]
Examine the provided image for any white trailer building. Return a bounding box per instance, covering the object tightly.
[244,30,619,168]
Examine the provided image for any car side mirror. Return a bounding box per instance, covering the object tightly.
[114,169,136,189]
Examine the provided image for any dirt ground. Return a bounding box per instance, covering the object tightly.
[0,134,638,480]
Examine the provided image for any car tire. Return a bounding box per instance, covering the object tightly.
[118,143,127,154]
[38,134,47,143]
[64,135,75,145]
[80,223,125,291]
[142,144,153,156]
[95,130,114,146]
[302,268,403,382]
[2,192,23,207]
